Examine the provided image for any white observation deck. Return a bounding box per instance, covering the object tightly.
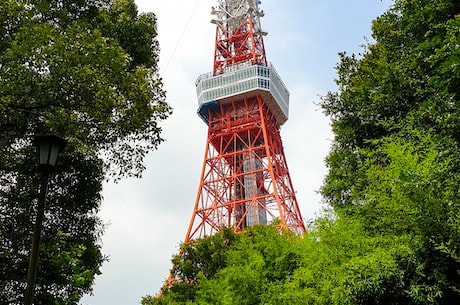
[196,62,290,126]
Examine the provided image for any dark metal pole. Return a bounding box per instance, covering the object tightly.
[24,172,49,305]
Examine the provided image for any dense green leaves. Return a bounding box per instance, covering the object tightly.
[320,0,460,303]
[0,0,170,304]
[149,222,413,305]
[0,0,170,179]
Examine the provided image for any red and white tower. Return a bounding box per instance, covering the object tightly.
[186,0,305,242]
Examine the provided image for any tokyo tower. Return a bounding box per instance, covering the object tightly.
[186,0,305,242]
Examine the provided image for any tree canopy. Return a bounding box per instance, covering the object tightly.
[149,0,460,304]
[0,0,171,303]
[320,0,460,301]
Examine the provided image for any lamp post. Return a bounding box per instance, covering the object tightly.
[25,134,66,305]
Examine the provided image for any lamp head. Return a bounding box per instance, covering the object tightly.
[33,134,66,174]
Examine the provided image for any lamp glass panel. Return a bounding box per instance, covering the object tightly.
[39,140,51,165]
[48,142,61,166]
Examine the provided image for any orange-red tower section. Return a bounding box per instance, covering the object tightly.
[184,0,306,243]
[159,1,306,292]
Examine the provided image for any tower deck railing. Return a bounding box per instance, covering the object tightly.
[196,62,290,125]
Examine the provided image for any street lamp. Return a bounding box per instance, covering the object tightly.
[25,134,66,305]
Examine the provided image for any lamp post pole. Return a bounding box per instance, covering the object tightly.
[24,172,49,305]
[24,134,65,305]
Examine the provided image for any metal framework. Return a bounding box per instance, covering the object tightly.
[184,0,305,243]
[185,96,305,243]
[160,0,305,292]
[211,0,267,75]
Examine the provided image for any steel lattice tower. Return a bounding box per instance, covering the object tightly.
[160,1,306,292]
[185,0,306,241]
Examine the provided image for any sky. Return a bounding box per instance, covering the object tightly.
[80,0,393,304]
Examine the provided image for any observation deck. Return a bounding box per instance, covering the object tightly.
[196,62,290,126]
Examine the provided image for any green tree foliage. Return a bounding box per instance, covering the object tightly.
[320,0,460,302]
[143,226,301,305]
[150,0,460,304]
[147,222,412,305]
[0,0,171,303]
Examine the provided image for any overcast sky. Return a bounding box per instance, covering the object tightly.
[80,0,392,304]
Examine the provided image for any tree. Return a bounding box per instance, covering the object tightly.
[147,220,410,305]
[0,0,171,303]
[143,225,300,305]
[320,0,460,303]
